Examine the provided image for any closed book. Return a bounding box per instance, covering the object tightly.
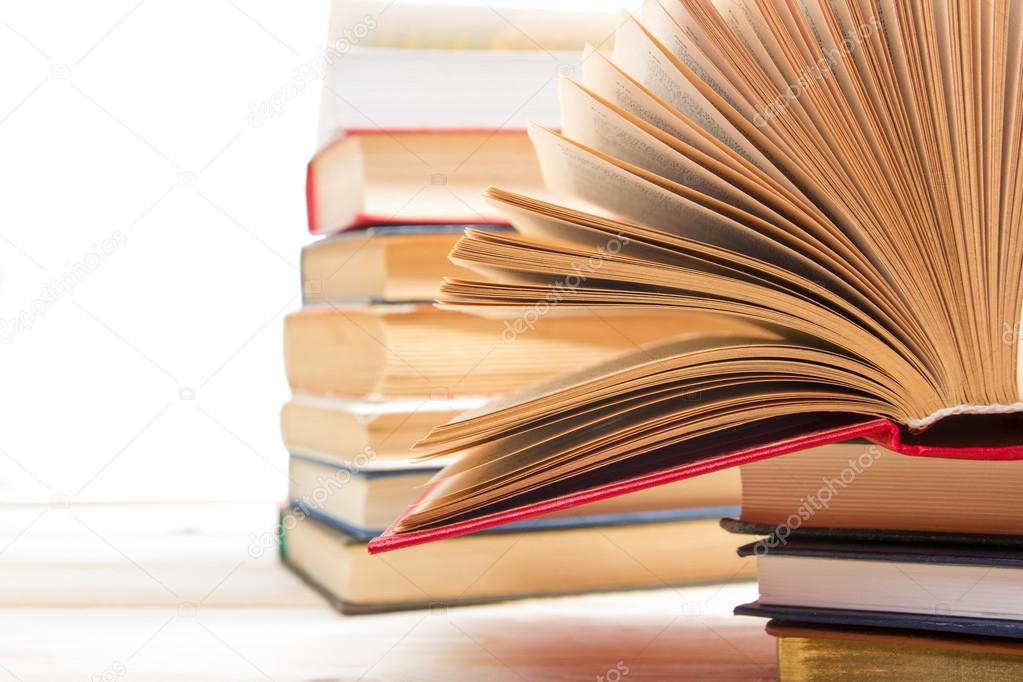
[718,517,1023,549]
[734,539,1023,638]
[284,304,716,399]
[731,439,1023,538]
[318,0,622,141]
[767,622,1023,681]
[288,456,441,534]
[281,395,481,467]
[306,129,541,234]
[279,505,754,614]
[317,49,581,143]
[301,224,512,304]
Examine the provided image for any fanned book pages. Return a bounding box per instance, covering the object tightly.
[370,0,1023,552]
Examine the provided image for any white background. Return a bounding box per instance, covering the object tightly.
[0,0,635,506]
[0,1,326,504]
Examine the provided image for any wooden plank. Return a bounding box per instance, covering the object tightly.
[0,503,776,679]
[0,598,775,681]
[0,503,320,606]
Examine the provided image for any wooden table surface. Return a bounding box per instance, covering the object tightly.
[0,503,777,681]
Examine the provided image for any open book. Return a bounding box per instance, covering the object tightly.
[371,0,1023,552]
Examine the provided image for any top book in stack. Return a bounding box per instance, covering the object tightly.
[308,0,623,234]
[318,0,623,138]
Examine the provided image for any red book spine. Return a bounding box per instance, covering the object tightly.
[305,159,316,234]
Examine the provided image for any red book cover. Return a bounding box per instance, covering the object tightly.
[369,417,1023,553]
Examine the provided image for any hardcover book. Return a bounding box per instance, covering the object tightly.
[734,539,1023,638]
[281,395,481,469]
[317,0,622,141]
[301,225,513,304]
[306,130,542,234]
[280,504,754,614]
[284,304,729,399]
[317,49,582,142]
[733,440,1023,537]
[767,622,1023,679]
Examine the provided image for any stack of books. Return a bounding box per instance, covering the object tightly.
[728,441,1023,676]
[365,0,1023,674]
[278,0,755,614]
